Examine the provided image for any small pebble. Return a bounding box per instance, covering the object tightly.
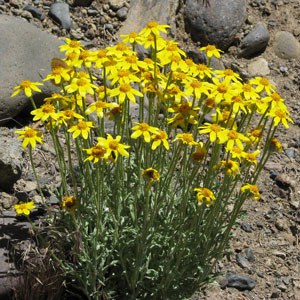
[241,223,253,233]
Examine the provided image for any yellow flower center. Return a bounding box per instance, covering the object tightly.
[69,41,81,48]
[205,98,217,108]
[271,93,281,102]
[77,121,88,130]
[119,84,131,93]
[24,128,36,138]
[129,32,138,39]
[77,78,88,86]
[167,44,178,52]
[180,133,193,143]
[196,64,208,71]
[95,101,106,108]
[228,130,238,140]
[206,45,216,51]
[169,86,181,95]
[217,83,228,94]
[170,55,181,62]
[116,44,128,51]
[147,21,158,28]
[42,104,55,113]
[20,80,31,89]
[243,84,252,92]
[108,140,119,150]
[232,95,242,103]
[126,55,137,64]
[224,69,234,76]
[210,124,221,132]
[79,51,90,60]
[97,50,107,58]
[91,145,106,157]
[63,196,76,208]
[138,123,150,131]
[259,78,269,86]
[67,53,78,61]
[191,80,202,88]
[275,109,285,118]
[118,70,130,77]
[179,103,191,113]
[98,86,105,93]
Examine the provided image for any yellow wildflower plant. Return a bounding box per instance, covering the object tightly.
[15,126,43,149]
[12,23,293,299]
[11,80,43,98]
[14,201,36,215]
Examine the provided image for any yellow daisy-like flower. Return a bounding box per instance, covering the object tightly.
[120,31,143,45]
[68,120,94,139]
[83,144,108,164]
[31,103,59,122]
[143,167,160,185]
[85,100,118,119]
[241,184,261,200]
[191,143,207,162]
[139,21,170,37]
[61,196,79,214]
[210,77,235,104]
[174,133,198,146]
[270,138,283,152]
[14,201,36,215]
[11,80,43,98]
[268,106,293,128]
[219,159,240,176]
[198,122,227,143]
[131,122,159,143]
[97,134,130,161]
[194,187,216,207]
[15,126,43,149]
[151,129,169,150]
[110,83,143,104]
[244,150,260,166]
[65,76,97,97]
[224,129,249,150]
[249,76,276,95]
[60,38,83,55]
[199,44,223,58]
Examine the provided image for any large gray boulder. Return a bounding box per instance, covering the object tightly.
[0,15,64,124]
[184,0,247,50]
[118,0,179,37]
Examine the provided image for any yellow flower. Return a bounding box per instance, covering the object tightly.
[270,138,283,152]
[268,106,293,128]
[249,77,276,95]
[199,44,223,58]
[210,78,235,104]
[143,168,160,185]
[184,79,211,99]
[117,53,148,72]
[68,120,94,139]
[97,134,130,161]
[151,129,169,150]
[11,80,43,98]
[191,143,207,162]
[107,69,140,86]
[85,100,118,119]
[227,146,245,161]
[198,122,227,143]
[61,196,79,214]
[60,38,83,55]
[174,133,197,146]
[31,103,59,122]
[139,21,170,37]
[110,83,143,104]
[219,159,240,176]
[83,144,108,164]
[44,60,72,85]
[14,201,36,215]
[224,129,249,150]
[120,31,143,45]
[131,122,159,143]
[15,126,43,149]
[244,150,260,165]
[247,127,263,146]
[191,63,213,79]
[214,68,242,83]
[65,75,97,97]
[241,184,261,200]
[194,187,215,207]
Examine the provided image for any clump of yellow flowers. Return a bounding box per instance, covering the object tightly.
[12,21,292,299]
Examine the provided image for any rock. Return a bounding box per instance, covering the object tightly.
[274,174,297,190]
[225,273,256,291]
[118,0,179,37]
[239,23,270,58]
[109,0,126,11]
[0,15,63,123]
[0,130,23,191]
[236,254,251,269]
[23,5,44,20]
[241,223,253,233]
[0,192,15,209]
[247,58,270,76]
[184,0,247,50]
[275,218,289,231]
[273,31,300,59]
[245,248,255,262]
[49,2,72,30]
[116,7,128,20]
[72,0,94,7]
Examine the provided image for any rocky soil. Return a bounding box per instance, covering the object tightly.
[0,0,299,299]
